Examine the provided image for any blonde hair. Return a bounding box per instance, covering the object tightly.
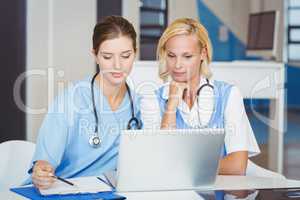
[157,18,213,81]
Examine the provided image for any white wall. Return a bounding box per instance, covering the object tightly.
[202,0,250,43]
[122,0,140,59]
[168,0,199,23]
[26,0,96,141]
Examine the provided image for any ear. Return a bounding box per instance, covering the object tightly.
[91,49,99,64]
[91,48,97,56]
[133,49,138,60]
[200,47,208,61]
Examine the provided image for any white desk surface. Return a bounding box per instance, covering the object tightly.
[3,176,300,200]
[213,175,300,190]
[119,176,300,199]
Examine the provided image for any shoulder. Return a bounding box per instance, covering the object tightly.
[67,77,93,108]
[67,76,92,96]
[225,85,245,115]
[213,79,242,98]
[139,83,165,114]
[229,85,243,100]
[126,81,144,105]
[213,79,233,90]
[154,82,170,100]
[48,76,92,114]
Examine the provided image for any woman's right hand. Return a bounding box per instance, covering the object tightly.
[167,81,188,110]
[161,81,188,129]
[32,160,55,189]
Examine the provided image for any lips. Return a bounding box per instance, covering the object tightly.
[111,72,123,78]
[173,71,186,76]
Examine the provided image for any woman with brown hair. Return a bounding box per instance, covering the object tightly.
[26,16,142,189]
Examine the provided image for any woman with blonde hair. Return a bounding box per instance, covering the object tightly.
[141,18,260,175]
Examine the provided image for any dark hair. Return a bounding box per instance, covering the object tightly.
[92,15,137,55]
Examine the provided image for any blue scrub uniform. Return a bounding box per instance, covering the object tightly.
[24,76,142,184]
[155,80,232,156]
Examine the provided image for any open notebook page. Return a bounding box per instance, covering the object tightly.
[39,176,112,196]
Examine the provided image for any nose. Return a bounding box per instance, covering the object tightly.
[113,56,121,70]
[175,58,182,69]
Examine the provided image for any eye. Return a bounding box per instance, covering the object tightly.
[167,53,175,58]
[184,55,193,59]
[103,55,112,60]
[121,53,131,59]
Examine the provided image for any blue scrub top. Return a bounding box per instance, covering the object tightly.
[24,76,142,184]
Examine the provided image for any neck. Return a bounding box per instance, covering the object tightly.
[96,75,127,110]
[184,75,201,109]
[188,75,201,96]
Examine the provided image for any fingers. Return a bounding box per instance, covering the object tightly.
[32,160,55,189]
[37,162,54,173]
[169,81,188,99]
[34,169,53,177]
[171,81,188,93]
[176,82,189,90]
[32,175,55,189]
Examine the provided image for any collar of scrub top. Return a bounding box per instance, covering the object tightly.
[161,78,215,128]
[90,71,142,148]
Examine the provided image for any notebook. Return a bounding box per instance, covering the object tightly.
[39,176,111,195]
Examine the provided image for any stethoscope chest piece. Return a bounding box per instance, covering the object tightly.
[89,134,102,148]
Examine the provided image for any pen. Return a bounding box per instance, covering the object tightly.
[97,176,114,189]
[104,174,115,189]
[52,175,74,186]
[97,177,110,186]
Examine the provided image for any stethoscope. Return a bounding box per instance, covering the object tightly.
[89,71,142,148]
[195,78,214,128]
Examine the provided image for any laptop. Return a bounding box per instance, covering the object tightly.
[115,128,225,192]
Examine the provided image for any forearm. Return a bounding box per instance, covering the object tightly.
[160,81,187,129]
[218,151,248,175]
[161,104,177,129]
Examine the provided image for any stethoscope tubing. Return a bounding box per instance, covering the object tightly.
[90,72,141,134]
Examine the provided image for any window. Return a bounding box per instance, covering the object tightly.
[288,0,300,61]
[139,0,168,60]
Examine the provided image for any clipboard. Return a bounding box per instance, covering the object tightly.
[10,186,126,200]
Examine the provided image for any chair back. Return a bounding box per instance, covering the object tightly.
[0,140,35,189]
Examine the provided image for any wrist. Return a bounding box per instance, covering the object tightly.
[166,100,177,111]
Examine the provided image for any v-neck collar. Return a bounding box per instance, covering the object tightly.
[91,76,130,114]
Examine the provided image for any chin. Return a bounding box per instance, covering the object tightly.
[101,73,125,86]
[109,77,126,86]
[171,76,188,83]
[109,80,124,86]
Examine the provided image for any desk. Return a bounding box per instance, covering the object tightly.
[120,176,300,200]
[3,176,300,200]
[130,61,285,173]
[121,189,300,200]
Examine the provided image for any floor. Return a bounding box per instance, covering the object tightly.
[247,108,300,179]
